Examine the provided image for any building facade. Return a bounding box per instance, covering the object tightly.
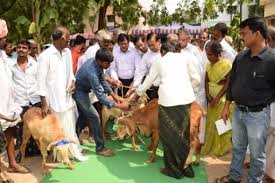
[261,0,275,25]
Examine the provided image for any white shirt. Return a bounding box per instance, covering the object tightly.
[109,47,141,81]
[113,42,135,56]
[134,49,161,87]
[181,46,207,107]
[84,43,100,61]
[220,38,237,62]
[9,56,41,106]
[137,52,200,107]
[2,51,16,67]
[37,45,75,112]
[0,58,22,130]
[184,43,203,62]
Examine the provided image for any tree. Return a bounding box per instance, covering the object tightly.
[113,0,141,31]
[1,0,92,52]
[172,0,201,24]
[142,0,172,26]
[96,0,111,30]
[95,0,142,31]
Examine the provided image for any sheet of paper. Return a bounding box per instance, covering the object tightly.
[215,119,232,136]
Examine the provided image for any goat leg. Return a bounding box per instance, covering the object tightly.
[194,144,202,166]
[131,134,137,151]
[20,125,32,165]
[147,130,159,163]
[40,142,48,175]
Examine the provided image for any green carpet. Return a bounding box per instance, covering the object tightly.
[41,122,207,183]
[41,138,207,183]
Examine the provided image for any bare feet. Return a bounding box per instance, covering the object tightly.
[7,164,29,174]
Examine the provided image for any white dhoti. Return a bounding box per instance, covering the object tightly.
[265,102,275,179]
[55,107,88,162]
[0,59,22,131]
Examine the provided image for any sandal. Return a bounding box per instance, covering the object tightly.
[216,175,240,183]
[7,165,30,174]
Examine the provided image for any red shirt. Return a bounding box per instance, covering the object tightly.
[72,47,81,74]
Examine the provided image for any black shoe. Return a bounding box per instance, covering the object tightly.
[216,175,241,183]
[183,165,195,178]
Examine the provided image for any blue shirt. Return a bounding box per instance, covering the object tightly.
[75,59,115,108]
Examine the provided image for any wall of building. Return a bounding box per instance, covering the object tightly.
[260,0,275,25]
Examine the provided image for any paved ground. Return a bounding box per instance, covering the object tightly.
[1,150,252,183]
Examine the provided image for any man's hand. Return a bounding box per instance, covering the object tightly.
[68,81,75,94]
[125,87,136,98]
[116,100,129,110]
[128,93,139,103]
[41,97,51,118]
[113,80,123,88]
[112,94,123,104]
[0,112,17,122]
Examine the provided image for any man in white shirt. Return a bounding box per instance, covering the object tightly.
[134,42,200,179]
[9,40,41,161]
[109,33,142,96]
[179,29,207,145]
[198,32,209,53]
[212,23,237,62]
[3,39,16,64]
[82,30,115,85]
[132,35,148,56]
[84,30,113,61]
[131,33,161,99]
[112,29,135,57]
[28,39,39,61]
[0,19,29,175]
[178,29,202,61]
[37,27,87,161]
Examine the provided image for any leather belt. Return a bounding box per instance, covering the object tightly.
[237,104,268,112]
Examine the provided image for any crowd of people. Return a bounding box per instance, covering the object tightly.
[0,16,275,183]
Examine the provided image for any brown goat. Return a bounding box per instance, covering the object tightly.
[20,107,75,175]
[116,99,159,163]
[185,102,206,167]
[101,93,148,138]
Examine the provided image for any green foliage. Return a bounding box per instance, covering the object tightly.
[228,15,241,49]
[248,0,264,17]
[112,0,141,31]
[1,0,92,46]
[172,0,201,24]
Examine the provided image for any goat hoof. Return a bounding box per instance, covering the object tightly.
[147,157,156,163]
[131,146,138,151]
[41,169,48,176]
[193,161,200,166]
[147,145,153,151]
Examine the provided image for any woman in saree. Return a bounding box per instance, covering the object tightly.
[202,40,233,156]
[133,42,201,179]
